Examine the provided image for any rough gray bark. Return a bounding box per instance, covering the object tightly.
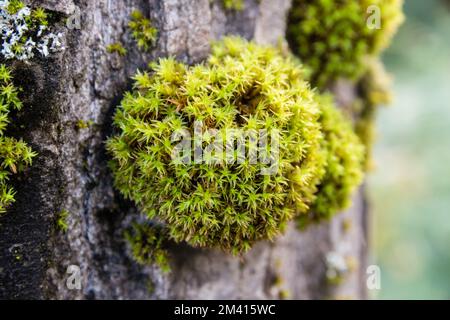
[0,0,368,299]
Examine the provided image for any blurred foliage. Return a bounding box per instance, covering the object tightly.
[371,0,450,299]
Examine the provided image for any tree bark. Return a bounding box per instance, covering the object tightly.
[0,0,368,299]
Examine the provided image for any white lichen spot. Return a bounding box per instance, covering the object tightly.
[0,0,64,61]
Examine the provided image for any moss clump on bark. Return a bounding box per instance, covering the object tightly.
[106,43,127,56]
[287,0,404,88]
[0,64,36,214]
[107,37,326,254]
[107,37,365,254]
[56,209,69,232]
[222,0,244,11]
[129,10,158,52]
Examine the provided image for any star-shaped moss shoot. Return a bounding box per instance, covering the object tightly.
[0,64,37,214]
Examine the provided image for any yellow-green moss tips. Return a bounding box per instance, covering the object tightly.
[287,0,404,88]
[56,209,69,232]
[0,64,37,214]
[106,43,127,56]
[107,37,326,254]
[298,95,365,227]
[129,10,158,52]
[222,0,244,11]
[107,37,366,254]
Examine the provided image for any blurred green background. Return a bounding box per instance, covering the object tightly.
[371,0,450,299]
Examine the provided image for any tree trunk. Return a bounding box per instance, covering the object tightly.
[0,0,368,299]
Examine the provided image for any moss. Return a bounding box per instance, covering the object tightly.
[107,37,366,254]
[6,0,24,14]
[106,43,127,57]
[222,0,244,11]
[273,275,283,287]
[125,222,170,273]
[107,37,326,254]
[129,10,158,52]
[287,0,404,88]
[56,209,69,232]
[298,95,365,227]
[354,58,393,169]
[75,119,94,130]
[273,275,291,299]
[342,217,353,233]
[0,64,37,215]
[279,289,291,300]
[345,255,358,273]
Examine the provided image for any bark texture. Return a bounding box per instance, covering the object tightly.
[0,0,368,299]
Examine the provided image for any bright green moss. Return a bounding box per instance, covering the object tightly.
[222,0,244,11]
[287,0,404,88]
[0,64,37,214]
[31,7,49,25]
[298,95,365,227]
[125,222,170,273]
[129,10,158,52]
[106,42,127,56]
[107,37,326,254]
[75,119,94,130]
[56,209,69,232]
[6,0,24,14]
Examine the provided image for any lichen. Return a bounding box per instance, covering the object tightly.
[0,64,36,214]
[325,251,348,285]
[298,94,365,227]
[287,0,404,88]
[128,10,157,52]
[0,0,64,61]
[107,37,326,254]
[125,222,170,273]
